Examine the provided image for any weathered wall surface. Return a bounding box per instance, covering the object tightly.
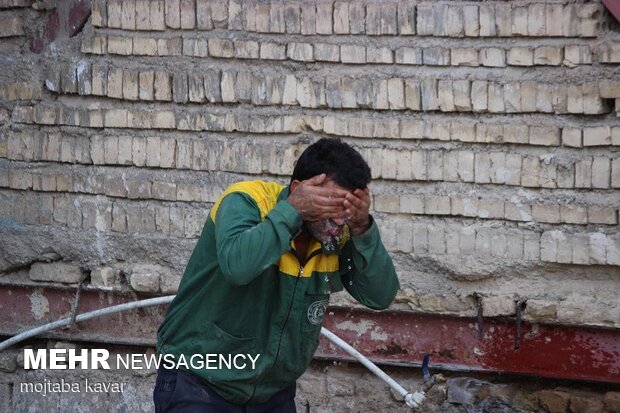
[0,0,619,411]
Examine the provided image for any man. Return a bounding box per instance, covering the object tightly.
[154,138,399,412]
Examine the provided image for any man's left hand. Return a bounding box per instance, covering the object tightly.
[343,188,371,236]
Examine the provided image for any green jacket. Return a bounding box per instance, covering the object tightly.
[156,180,399,405]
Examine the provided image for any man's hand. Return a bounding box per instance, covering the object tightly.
[288,174,348,222]
[343,188,371,236]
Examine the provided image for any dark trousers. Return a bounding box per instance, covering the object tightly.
[153,367,297,413]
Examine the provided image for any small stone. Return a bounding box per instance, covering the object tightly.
[129,264,168,292]
[538,390,570,413]
[90,267,119,287]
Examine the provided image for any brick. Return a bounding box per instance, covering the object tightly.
[427,224,446,254]
[395,47,422,65]
[299,3,315,34]
[487,83,505,113]
[200,69,220,103]
[494,4,511,36]
[107,35,132,55]
[106,67,123,99]
[479,4,496,37]
[457,226,474,255]
[415,4,433,36]
[583,126,611,146]
[288,42,313,62]
[425,196,451,216]
[451,80,470,112]
[366,46,393,64]
[284,2,301,34]
[445,5,464,37]
[521,156,539,187]
[607,234,620,266]
[30,261,84,284]
[437,80,455,112]
[527,4,545,36]
[564,45,592,67]
[423,48,450,66]
[107,0,122,28]
[530,126,560,146]
[551,84,568,113]
[559,205,587,225]
[410,151,426,180]
[136,71,154,101]
[451,48,478,67]
[504,202,531,222]
[463,5,479,37]
[135,0,151,30]
[560,128,581,148]
[479,198,504,219]
[427,150,443,181]
[120,0,136,30]
[309,43,338,63]
[586,232,607,265]
[454,151,473,182]
[258,42,285,60]
[386,78,405,110]
[148,0,165,29]
[489,152,506,184]
[195,0,213,30]
[507,48,534,66]
[400,194,424,214]
[103,135,118,164]
[575,157,592,188]
[207,38,233,58]
[451,197,477,217]
[349,3,366,34]
[540,231,558,262]
[591,157,611,189]
[340,45,365,64]
[165,0,180,28]
[534,46,563,66]
[532,204,561,224]
[76,61,92,96]
[328,2,347,34]
[544,4,563,36]
[132,37,157,55]
[180,0,195,29]
[482,295,514,317]
[588,205,617,225]
[479,47,506,67]
[397,1,415,35]
[122,70,139,100]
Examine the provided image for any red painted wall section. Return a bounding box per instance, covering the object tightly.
[30,0,92,53]
[603,0,620,22]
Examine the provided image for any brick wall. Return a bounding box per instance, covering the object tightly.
[1,0,619,336]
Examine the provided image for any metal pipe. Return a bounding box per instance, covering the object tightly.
[0,295,425,408]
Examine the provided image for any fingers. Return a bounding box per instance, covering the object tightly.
[343,190,370,222]
[305,173,327,186]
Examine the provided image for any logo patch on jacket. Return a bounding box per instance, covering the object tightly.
[307,299,329,325]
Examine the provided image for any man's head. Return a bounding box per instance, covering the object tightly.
[290,138,371,191]
[289,138,371,245]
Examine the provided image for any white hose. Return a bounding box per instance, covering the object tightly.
[0,295,425,408]
[0,295,176,352]
[320,327,425,408]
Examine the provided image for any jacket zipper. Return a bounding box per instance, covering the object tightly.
[247,248,322,403]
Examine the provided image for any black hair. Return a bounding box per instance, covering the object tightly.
[290,138,371,190]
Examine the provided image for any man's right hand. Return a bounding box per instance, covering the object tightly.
[287,174,348,222]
